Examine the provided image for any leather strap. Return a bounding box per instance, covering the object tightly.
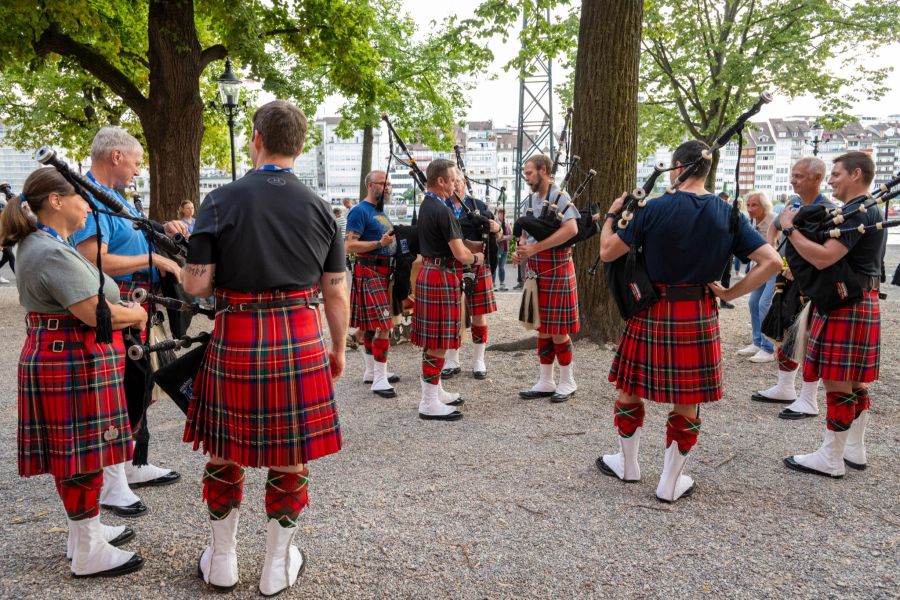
[219,297,319,313]
[47,340,86,352]
[654,285,707,301]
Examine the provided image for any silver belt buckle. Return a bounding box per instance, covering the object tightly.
[47,318,60,330]
[51,340,65,352]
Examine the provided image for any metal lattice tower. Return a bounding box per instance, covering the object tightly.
[513,7,554,219]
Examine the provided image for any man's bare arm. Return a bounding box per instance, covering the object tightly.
[183,263,215,297]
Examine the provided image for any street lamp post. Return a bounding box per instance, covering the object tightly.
[808,122,824,157]
[216,59,243,181]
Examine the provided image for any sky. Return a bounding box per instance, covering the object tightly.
[315,1,900,127]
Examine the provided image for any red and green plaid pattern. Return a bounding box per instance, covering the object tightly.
[803,290,880,383]
[116,279,151,303]
[350,261,394,331]
[666,412,702,454]
[202,462,245,520]
[410,262,462,351]
[422,353,445,385]
[372,338,390,363]
[55,471,103,520]
[265,468,309,527]
[18,313,132,479]
[184,287,342,467]
[614,400,644,438]
[527,247,579,335]
[538,336,556,365]
[466,263,496,316]
[471,324,488,345]
[776,347,799,372]
[609,288,722,405]
[825,391,857,432]
[853,387,870,416]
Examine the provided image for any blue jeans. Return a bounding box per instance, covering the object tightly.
[749,274,776,352]
[497,252,508,285]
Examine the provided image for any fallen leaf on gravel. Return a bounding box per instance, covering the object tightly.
[46,527,66,534]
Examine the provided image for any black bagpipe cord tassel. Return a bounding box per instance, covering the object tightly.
[131,419,150,466]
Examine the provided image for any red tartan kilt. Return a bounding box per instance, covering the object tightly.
[467,263,496,316]
[804,290,880,383]
[609,288,722,404]
[350,261,393,331]
[18,313,132,478]
[116,280,151,306]
[183,287,341,467]
[411,263,462,351]
[527,247,579,335]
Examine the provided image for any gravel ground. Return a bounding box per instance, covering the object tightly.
[0,250,897,600]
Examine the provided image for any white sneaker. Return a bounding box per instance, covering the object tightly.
[749,349,775,363]
[736,344,760,357]
[0,276,9,284]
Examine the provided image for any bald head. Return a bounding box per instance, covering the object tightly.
[790,156,826,203]
[364,170,391,203]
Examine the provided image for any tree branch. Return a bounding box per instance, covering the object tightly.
[32,24,147,115]
[200,44,228,70]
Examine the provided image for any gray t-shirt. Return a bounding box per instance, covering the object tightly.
[523,184,580,244]
[16,231,121,314]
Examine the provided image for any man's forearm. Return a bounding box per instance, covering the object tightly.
[92,253,152,277]
[324,294,349,351]
[345,239,382,254]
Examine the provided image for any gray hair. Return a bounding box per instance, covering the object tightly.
[793,156,827,180]
[90,127,142,163]
[364,170,386,187]
[745,190,772,213]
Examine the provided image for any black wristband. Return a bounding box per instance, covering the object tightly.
[783,226,795,238]
[605,212,617,222]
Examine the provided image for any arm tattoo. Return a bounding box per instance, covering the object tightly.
[185,264,209,277]
[329,275,344,286]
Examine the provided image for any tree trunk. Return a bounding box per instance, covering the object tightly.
[570,0,643,343]
[705,148,720,194]
[359,123,374,198]
[143,0,204,222]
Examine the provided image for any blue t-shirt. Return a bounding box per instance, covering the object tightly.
[69,172,156,283]
[617,190,766,284]
[345,199,395,256]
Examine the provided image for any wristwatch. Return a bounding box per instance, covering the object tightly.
[605,212,617,222]
[783,226,795,238]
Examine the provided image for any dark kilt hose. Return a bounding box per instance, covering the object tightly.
[803,290,880,383]
[183,287,341,467]
[467,262,496,316]
[411,258,463,351]
[18,313,132,478]
[527,246,579,335]
[609,285,722,405]
[350,256,394,331]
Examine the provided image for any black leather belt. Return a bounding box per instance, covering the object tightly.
[855,273,879,291]
[356,255,392,267]
[219,297,320,313]
[47,340,85,352]
[30,317,85,330]
[654,285,708,301]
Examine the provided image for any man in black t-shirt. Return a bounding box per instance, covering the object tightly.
[183,100,348,595]
[781,151,885,479]
[410,159,483,421]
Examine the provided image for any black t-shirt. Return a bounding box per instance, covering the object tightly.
[417,194,463,258]
[835,204,886,276]
[451,196,494,242]
[187,170,345,291]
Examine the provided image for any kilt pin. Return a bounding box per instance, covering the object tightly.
[184,287,341,468]
[609,286,722,405]
[350,261,394,331]
[410,260,463,351]
[527,246,579,335]
[18,313,132,479]
[803,290,880,383]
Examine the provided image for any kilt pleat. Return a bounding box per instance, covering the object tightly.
[609,289,722,404]
[184,287,341,467]
[350,261,393,331]
[467,263,496,316]
[18,313,132,478]
[410,262,462,351]
[803,290,880,383]
[527,247,579,335]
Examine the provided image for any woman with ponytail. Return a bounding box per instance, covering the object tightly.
[0,167,147,578]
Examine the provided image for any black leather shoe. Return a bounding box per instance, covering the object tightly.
[595,457,616,478]
[844,458,867,471]
[364,374,400,384]
[472,370,487,380]
[128,470,181,489]
[373,388,397,398]
[519,390,555,399]
[418,410,463,421]
[778,408,817,420]
[110,527,136,547]
[550,391,575,403]
[443,396,464,406]
[101,501,148,518]
[441,367,461,378]
[73,554,144,578]
[720,300,735,309]
[656,484,695,503]
[783,456,843,478]
[750,392,794,404]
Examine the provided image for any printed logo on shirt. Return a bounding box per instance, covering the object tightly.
[374,215,392,230]
[267,177,287,186]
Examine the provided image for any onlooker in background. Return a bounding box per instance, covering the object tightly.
[179,200,195,236]
[736,191,777,363]
[333,206,347,238]
[342,198,355,212]
[493,207,512,291]
[0,199,14,282]
[718,191,736,308]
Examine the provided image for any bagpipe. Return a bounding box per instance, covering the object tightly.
[453,144,499,270]
[596,92,773,320]
[35,145,197,464]
[780,173,900,314]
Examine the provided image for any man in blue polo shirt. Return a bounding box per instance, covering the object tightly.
[345,170,400,398]
[72,127,186,518]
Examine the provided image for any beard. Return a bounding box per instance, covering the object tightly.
[528,180,541,193]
